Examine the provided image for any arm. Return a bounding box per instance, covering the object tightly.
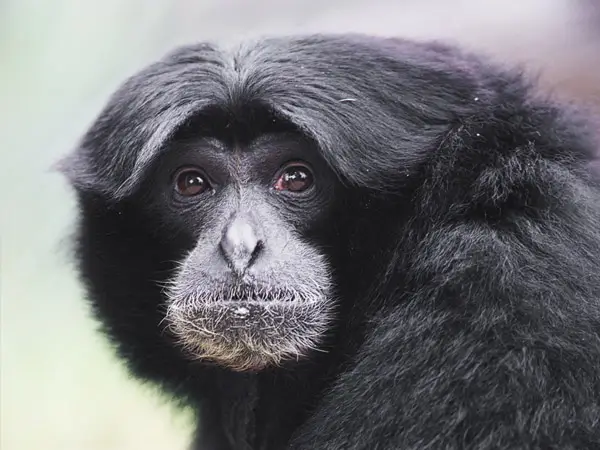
[288,132,600,449]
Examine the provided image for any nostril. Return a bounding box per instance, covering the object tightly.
[248,240,264,268]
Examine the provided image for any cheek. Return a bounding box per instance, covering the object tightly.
[268,194,335,232]
[151,191,230,240]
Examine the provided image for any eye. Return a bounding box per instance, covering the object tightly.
[174,167,211,197]
[273,162,314,193]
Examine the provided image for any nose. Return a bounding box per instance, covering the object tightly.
[219,216,263,275]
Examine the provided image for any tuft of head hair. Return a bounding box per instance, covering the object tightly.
[57,34,512,201]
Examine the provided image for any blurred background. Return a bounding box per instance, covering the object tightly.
[1,1,599,449]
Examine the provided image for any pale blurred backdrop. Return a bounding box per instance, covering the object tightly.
[1,1,599,449]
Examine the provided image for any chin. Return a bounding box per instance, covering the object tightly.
[164,282,333,372]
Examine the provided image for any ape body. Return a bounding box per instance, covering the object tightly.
[60,34,600,449]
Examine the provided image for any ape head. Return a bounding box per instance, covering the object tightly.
[57,34,562,376]
[59,33,421,375]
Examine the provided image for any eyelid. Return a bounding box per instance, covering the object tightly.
[271,160,314,182]
[270,160,315,194]
[171,165,216,186]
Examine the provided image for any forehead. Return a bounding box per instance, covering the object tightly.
[171,104,299,144]
[162,104,323,162]
[172,131,318,158]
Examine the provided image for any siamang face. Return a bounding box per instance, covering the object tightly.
[144,130,341,372]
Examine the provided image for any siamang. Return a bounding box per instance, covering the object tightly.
[58,34,600,449]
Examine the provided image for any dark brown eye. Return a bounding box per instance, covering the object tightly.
[174,167,210,196]
[274,163,314,193]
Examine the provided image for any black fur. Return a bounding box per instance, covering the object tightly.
[59,34,600,449]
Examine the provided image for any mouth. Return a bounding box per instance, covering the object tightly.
[205,284,300,303]
[225,288,271,302]
[228,292,248,301]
